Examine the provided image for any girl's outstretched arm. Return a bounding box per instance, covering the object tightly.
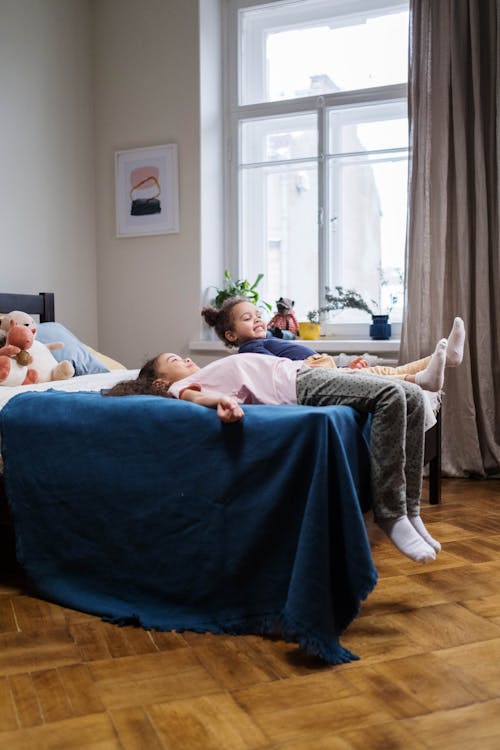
[180,387,244,423]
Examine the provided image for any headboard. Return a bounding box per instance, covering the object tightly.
[0,292,55,323]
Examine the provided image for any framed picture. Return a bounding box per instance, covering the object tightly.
[115,144,179,237]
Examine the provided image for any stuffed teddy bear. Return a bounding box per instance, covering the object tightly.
[0,320,75,386]
[267,297,300,339]
[0,308,70,356]
[0,310,37,348]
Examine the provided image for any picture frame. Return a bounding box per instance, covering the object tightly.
[115,144,179,237]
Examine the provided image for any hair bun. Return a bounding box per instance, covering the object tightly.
[201,305,219,327]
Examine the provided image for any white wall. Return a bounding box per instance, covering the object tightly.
[0,0,98,344]
[1,0,218,369]
[93,0,204,367]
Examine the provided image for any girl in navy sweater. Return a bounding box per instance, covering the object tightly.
[201,297,464,392]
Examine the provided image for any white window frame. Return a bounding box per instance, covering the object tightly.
[223,0,408,336]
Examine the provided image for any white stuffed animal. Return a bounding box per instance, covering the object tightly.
[28,339,75,382]
[0,310,75,379]
[0,310,37,348]
[0,320,74,386]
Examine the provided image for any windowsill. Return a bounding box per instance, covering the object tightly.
[190,337,401,356]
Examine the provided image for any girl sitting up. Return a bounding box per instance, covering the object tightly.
[201,298,465,393]
[105,348,444,565]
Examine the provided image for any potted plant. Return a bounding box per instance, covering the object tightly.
[366,266,403,339]
[322,287,373,316]
[213,270,271,311]
[305,285,398,340]
[298,309,321,340]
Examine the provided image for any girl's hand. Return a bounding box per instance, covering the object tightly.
[217,397,244,422]
[349,356,368,369]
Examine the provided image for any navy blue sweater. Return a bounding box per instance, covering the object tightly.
[238,337,316,360]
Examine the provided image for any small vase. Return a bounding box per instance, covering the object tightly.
[299,321,320,340]
[369,314,391,340]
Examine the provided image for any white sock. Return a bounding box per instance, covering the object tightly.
[409,515,441,553]
[414,339,447,391]
[377,516,436,563]
[446,317,465,367]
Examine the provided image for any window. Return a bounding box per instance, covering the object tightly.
[224,0,409,327]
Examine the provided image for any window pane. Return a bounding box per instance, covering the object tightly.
[328,151,407,320]
[327,101,407,320]
[241,113,317,165]
[240,162,318,320]
[240,0,409,105]
[329,103,408,155]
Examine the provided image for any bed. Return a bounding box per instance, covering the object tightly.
[0,292,441,665]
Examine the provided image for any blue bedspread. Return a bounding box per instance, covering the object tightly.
[1,390,377,664]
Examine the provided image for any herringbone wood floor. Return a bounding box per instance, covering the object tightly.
[1,478,500,749]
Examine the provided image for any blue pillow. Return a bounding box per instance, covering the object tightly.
[37,322,109,376]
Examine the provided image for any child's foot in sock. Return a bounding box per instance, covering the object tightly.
[414,339,447,391]
[377,516,436,562]
[409,515,441,553]
[446,317,465,367]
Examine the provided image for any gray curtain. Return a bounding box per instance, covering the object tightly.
[401,0,500,477]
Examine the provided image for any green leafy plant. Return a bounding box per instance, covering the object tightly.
[371,294,399,316]
[307,270,402,322]
[324,287,373,315]
[214,270,271,311]
[307,286,373,323]
[375,265,403,315]
[306,309,321,323]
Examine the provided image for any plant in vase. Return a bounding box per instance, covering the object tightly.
[304,287,373,339]
[298,309,321,340]
[305,284,399,340]
[368,290,400,340]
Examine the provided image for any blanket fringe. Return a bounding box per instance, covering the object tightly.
[103,610,360,665]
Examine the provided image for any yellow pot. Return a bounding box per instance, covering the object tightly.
[299,321,320,340]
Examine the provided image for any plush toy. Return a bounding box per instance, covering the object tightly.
[0,309,68,355]
[0,309,36,332]
[267,297,300,339]
[0,320,74,386]
[0,310,37,348]
[0,322,38,385]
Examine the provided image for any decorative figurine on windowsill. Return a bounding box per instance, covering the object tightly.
[268,297,300,340]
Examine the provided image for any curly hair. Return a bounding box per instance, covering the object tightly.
[103,355,171,398]
[201,296,248,348]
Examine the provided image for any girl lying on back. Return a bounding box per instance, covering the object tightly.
[105,348,445,565]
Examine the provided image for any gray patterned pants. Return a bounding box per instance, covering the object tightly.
[296,366,426,520]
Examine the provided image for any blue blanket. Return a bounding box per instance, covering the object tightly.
[1,390,377,664]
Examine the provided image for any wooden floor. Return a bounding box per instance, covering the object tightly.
[1,478,500,749]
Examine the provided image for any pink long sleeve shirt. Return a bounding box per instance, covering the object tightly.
[168,353,302,405]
